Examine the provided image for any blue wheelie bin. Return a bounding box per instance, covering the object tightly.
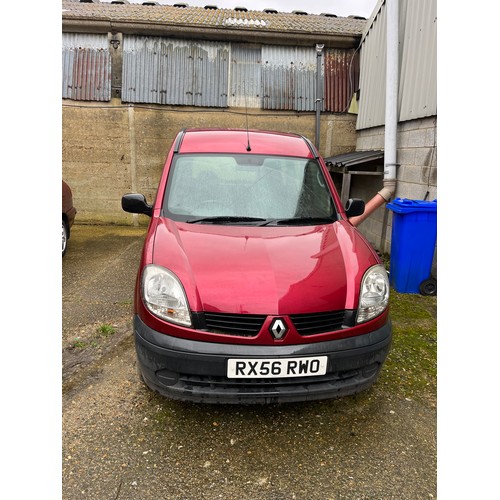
[386,198,437,295]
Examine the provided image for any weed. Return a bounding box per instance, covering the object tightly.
[97,324,116,337]
[71,338,88,349]
[116,300,133,307]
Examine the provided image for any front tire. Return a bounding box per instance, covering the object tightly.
[62,220,69,257]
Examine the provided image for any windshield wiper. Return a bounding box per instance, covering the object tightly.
[260,216,336,226]
[186,216,267,224]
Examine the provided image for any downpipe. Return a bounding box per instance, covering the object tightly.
[349,179,397,226]
[315,44,325,150]
[350,0,399,227]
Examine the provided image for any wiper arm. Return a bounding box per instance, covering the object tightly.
[260,216,336,226]
[186,216,267,224]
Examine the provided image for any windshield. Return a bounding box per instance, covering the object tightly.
[163,154,337,225]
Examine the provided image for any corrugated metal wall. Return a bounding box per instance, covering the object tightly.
[261,46,318,111]
[294,47,319,112]
[399,0,437,121]
[324,48,359,113]
[122,37,229,107]
[62,33,111,101]
[356,0,437,129]
[229,44,262,108]
[62,34,360,113]
[356,4,387,128]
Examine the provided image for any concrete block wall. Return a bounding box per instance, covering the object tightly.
[356,116,437,204]
[62,100,358,226]
[352,116,437,276]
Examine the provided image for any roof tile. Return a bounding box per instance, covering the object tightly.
[62,1,366,36]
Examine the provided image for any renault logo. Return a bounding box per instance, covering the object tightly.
[269,318,288,340]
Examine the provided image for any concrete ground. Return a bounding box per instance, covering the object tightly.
[62,224,436,500]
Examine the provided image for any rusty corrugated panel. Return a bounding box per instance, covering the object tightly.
[294,47,319,112]
[122,36,229,107]
[229,44,261,108]
[324,48,359,113]
[192,41,229,107]
[262,46,294,110]
[62,33,111,101]
[261,46,317,111]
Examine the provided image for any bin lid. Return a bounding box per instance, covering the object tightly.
[387,198,437,214]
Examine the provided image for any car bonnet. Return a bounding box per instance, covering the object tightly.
[149,218,378,315]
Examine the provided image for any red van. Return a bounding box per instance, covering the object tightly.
[122,129,391,404]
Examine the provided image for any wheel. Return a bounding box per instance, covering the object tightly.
[419,278,437,296]
[62,220,69,257]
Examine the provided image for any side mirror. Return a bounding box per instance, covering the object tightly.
[121,193,153,217]
[345,198,365,218]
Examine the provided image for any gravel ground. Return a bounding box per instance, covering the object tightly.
[62,224,437,500]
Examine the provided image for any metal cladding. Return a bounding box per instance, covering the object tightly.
[62,33,360,113]
[62,33,111,101]
[229,44,262,109]
[398,0,437,122]
[262,46,317,111]
[122,37,229,107]
[357,0,437,129]
[324,49,359,113]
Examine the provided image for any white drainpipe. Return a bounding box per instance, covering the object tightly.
[350,0,399,226]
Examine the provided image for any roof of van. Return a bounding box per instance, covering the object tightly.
[177,128,316,158]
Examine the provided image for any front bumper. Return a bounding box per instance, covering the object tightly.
[134,315,392,404]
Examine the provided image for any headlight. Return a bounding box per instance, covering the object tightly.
[141,265,191,326]
[356,264,389,323]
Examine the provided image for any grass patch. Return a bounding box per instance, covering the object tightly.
[96,324,116,338]
[70,338,88,349]
[116,300,133,307]
[67,323,118,351]
[70,338,99,349]
[379,290,437,401]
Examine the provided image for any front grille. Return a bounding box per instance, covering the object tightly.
[175,364,382,393]
[203,312,266,337]
[289,310,346,335]
[178,369,359,389]
[197,310,355,337]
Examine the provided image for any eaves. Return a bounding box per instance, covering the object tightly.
[62,19,361,49]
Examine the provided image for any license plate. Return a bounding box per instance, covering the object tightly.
[227,356,328,379]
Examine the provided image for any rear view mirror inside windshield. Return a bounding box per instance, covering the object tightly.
[234,155,265,167]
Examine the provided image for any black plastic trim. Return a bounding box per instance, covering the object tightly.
[173,128,186,153]
[133,315,392,404]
